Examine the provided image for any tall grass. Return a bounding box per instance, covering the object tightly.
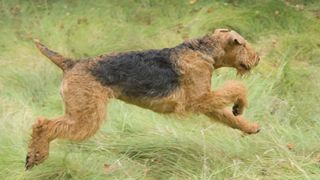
[0,0,320,179]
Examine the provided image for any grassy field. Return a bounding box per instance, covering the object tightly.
[1,0,320,179]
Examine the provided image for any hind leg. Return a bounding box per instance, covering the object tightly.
[26,113,106,169]
[26,76,112,169]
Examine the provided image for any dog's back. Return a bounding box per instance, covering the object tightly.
[90,49,180,98]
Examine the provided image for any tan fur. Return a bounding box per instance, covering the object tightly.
[26,29,260,169]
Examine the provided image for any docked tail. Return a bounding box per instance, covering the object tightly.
[34,39,75,71]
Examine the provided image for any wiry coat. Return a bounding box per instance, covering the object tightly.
[90,48,180,98]
[26,29,261,169]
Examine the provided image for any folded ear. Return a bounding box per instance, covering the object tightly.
[229,30,246,45]
[214,28,230,33]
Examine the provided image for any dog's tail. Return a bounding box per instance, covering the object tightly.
[34,39,75,71]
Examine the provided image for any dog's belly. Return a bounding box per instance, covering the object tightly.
[118,97,179,114]
[118,95,182,114]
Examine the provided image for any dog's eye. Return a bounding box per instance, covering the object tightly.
[240,63,249,70]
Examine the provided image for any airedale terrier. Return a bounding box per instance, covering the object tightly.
[26,29,260,169]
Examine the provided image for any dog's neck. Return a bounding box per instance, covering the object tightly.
[180,35,225,69]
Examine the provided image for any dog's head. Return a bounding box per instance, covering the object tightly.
[210,29,260,75]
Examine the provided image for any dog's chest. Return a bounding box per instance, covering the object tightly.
[177,51,213,100]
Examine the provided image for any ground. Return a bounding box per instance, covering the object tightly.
[0,0,320,179]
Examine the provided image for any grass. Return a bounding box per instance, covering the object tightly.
[0,0,320,179]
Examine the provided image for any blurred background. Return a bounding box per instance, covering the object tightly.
[0,0,320,179]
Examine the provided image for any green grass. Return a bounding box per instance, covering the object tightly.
[1,0,320,179]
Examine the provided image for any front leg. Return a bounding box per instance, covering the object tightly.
[189,81,259,134]
[206,109,260,134]
[191,81,248,115]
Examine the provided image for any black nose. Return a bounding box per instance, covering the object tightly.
[254,55,260,66]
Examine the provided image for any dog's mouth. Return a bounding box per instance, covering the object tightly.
[236,63,252,75]
[240,63,251,71]
[237,54,260,75]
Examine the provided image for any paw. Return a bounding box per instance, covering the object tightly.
[25,145,49,170]
[232,104,243,116]
[245,123,260,134]
[25,136,49,170]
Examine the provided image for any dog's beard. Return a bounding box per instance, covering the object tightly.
[236,68,251,76]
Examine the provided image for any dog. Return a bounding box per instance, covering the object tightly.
[25,28,261,170]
